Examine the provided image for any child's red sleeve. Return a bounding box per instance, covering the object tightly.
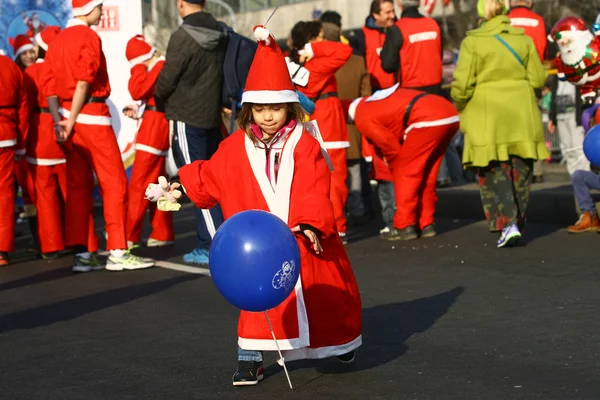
[288,134,337,238]
[128,63,162,101]
[178,158,221,210]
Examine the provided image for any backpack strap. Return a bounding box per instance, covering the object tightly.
[403,92,428,131]
[494,35,524,66]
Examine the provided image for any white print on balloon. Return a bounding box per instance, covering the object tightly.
[272,260,296,291]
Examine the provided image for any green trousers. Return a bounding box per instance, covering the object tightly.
[477,157,533,232]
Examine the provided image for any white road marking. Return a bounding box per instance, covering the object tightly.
[155,260,211,276]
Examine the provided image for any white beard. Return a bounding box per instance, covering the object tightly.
[559,30,594,66]
[32,17,40,29]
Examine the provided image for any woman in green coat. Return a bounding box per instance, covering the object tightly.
[451,0,549,248]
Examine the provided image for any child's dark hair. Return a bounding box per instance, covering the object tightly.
[237,102,309,142]
[288,21,322,64]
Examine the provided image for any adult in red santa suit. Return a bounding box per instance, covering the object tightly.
[507,0,547,61]
[45,0,153,272]
[123,35,173,248]
[380,0,443,95]
[287,20,353,241]
[25,26,99,259]
[157,25,362,386]
[12,34,38,252]
[347,84,459,240]
[0,54,29,266]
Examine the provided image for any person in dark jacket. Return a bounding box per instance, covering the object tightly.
[155,0,227,265]
[349,0,396,92]
[380,0,443,95]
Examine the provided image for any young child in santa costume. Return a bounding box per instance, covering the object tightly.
[45,0,152,272]
[287,21,353,242]
[346,84,459,240]
[123,35,173,249]
[149,26,362,386]
[0,53,29,266]
[25,25,99,260]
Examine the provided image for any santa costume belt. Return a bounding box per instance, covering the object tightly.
[0,104,15,109]
[61,96,107,105]
[34,107,50,114]
[145,106,162,112]
[404,92,428,130]
[564,63,600,79]
[311,92,338,102]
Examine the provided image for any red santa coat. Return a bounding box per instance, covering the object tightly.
[128,57,169,154]
[24,60,66,164]
[178,124,362,361]
[0,55,28,153]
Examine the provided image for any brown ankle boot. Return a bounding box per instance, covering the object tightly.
[568,212,599,233]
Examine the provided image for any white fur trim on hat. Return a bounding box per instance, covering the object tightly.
[72,0,104,17]
[254,26,271,45]
[241,90,299,105]
[14,43,34,60]
[129,48,156,66]
[34,32,48,51]
[0,49,5,56]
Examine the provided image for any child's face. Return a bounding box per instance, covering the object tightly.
[251,104,288,138]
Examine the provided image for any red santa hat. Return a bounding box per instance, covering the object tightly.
[241,25,298,105]
[71,0,104,17]
[11,35,34,60]
[34,26,62,52]
[548,16,592,43]
[126,35,155,66]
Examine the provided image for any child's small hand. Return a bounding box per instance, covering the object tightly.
[292,225,322,254]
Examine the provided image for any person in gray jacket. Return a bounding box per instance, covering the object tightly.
[155,0,227,265]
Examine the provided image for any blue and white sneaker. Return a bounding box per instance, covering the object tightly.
[497,224,522,248]
[183,248,209,265]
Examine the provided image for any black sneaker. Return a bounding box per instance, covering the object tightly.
[232,360,264,386]
[420,224,437,238]
[382,226,419,241]
[337,350,356,364]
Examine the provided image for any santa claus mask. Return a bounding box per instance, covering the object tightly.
[555,28,595,66]
[31,13,41,29]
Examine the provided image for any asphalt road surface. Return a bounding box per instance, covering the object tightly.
[1,204,599,400]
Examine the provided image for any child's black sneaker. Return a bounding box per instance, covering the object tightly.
[337,350,356,364]
[232,360,264,386]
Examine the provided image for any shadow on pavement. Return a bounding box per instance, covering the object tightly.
[264,286,464,382]
[0,274,200,334]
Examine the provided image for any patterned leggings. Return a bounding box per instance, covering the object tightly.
[477,156,533,232]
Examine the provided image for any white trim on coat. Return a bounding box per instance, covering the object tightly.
[59,107,112,126]
[0,139,17,148]
[72,0,104,17]
[241,90,299,105]
[404,116,460,135]
[34,32,48,51]
[278,334,362,363]
[241,124,310,350]
[323,141,350,149]
[348,97,364,123]
[134,143,168,156]
[26,157,66,166]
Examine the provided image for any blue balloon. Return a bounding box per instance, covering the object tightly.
[584,124,600,166]
[209,210,301,312]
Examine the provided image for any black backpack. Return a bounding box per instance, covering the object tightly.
[219,23,257,132]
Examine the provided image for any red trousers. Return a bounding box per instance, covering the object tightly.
[29,162,98,253]
[126,150,174,243]
[0,148,16,252]
[328,148,348,234]
[387,123,459,230]
[14,157,35,205]
[65,123,128,251]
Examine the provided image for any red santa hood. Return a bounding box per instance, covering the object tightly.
[126,35,155,66]
[11,34,34,60]
[241,25,299,105]
[72,0,104,17]
[35,26,62,51]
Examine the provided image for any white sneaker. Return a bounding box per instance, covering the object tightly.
[497,224,521,248]
[105,251,155,271]
[146,238,174,248]
[379,227,391,234]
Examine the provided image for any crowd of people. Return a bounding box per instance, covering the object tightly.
[1,0,597,269]
[1,0,599,388]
